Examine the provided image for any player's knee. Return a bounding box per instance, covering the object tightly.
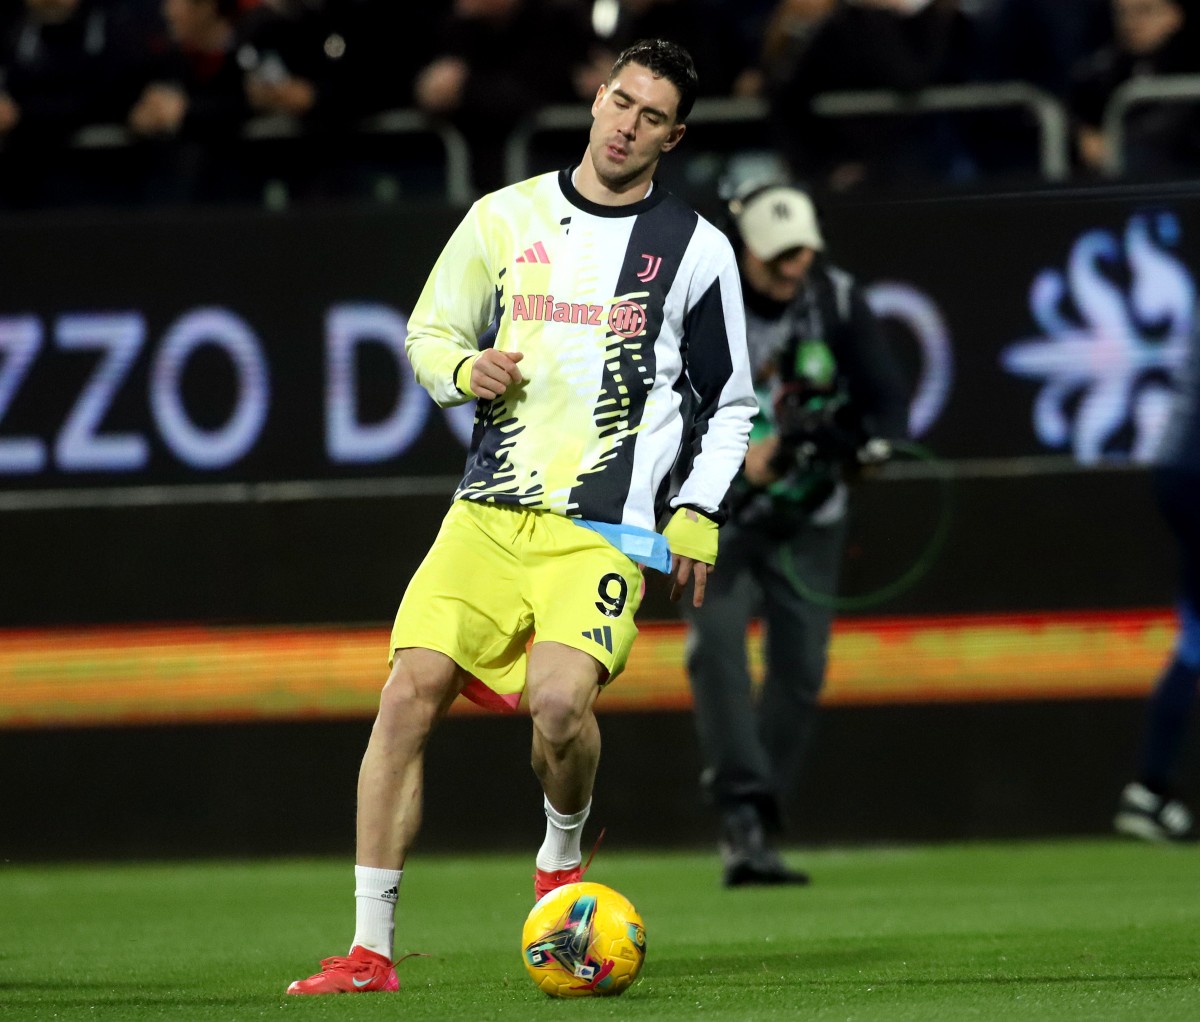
[376,659,449,733]
[528,683,587,747]
[376,678,427,737]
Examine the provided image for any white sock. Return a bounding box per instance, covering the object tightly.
[351,865,401,960]
[536,796,591,871]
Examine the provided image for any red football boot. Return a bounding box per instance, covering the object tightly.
[286,945,399,995]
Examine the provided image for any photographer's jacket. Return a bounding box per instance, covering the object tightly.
[405,168,756,533]
[735,260,908,527]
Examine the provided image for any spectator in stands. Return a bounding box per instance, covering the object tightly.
[413,0,609,192]
[238,0,440,122]
[0,0,154,205]
[965,0,1113,182]
[0,0,146,143]
[713,0,789,77]
[1069,0,1200,176]
[599,0,763,98]
[759,0,836,86]
[1113,305,1200,843]
[234,0,449,198]
[973,0,1112,99]
[126,0,254,201]
[128,0,250,142]
[767,0,977,193]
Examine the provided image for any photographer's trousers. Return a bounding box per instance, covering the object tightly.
[683,514,847,829]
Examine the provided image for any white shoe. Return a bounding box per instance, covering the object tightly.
[1113,782,1194,842]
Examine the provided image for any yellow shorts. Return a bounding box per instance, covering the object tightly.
[390,500,644,703]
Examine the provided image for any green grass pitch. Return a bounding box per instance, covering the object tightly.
[2,839,1198,1020]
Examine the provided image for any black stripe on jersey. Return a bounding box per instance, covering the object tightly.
[681,277,735,428]
[461,395,533,500]
[568,193,700,523]
[656,281,734,524]
[462,269,507,466]
[673,278,735,525]
[493,267,506,335]
[657,366,698,521]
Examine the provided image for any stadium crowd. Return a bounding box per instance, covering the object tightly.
[0,0,1197,207]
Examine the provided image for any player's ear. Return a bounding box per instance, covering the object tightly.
[591,82,608,117]
[660,122,686,153]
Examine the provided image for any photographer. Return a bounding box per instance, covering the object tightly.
[683,183,908,886]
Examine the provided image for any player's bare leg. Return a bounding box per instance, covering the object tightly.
[288,647,465,995]
[527,641,605,899]
[357,647,467,867]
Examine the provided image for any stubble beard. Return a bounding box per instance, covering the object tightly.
[591,146,655,196]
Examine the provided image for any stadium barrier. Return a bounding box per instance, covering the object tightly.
[503,83,1070,185]
[1100,73,1200,177]
[69,108,477,206]
[41,78,1200,209]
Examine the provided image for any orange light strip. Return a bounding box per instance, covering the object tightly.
[0,609,1175,729]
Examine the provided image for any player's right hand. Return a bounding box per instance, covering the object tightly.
[470,349,525,400]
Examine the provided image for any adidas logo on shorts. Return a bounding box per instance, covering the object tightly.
[582,626,613,653]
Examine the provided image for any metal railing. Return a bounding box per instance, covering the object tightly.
[503,82,1072,185]
[1100,73,1200,177]
[69,109,475,206]
[51,76,1200,208]
[358,108,474,206]
[810,82,1070,181]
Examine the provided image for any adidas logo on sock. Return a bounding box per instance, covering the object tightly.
[381,886,398,902]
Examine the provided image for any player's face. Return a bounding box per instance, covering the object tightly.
[587,63,686,193]
[742,246,815,303]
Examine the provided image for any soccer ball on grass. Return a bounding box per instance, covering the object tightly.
[521,881,646,997]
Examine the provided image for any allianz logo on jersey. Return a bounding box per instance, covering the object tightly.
[510,293,647,338]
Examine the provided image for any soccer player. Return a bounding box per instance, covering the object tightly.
[287,38,756,995]
[1113,304,1200,842]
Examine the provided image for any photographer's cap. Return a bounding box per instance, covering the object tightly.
[731,186,824,260]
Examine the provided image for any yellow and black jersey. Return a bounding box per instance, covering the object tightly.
[405,168,755,532]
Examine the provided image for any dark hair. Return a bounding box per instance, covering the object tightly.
[608,39,699,122]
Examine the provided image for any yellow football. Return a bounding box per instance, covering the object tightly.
[521,881,647,997]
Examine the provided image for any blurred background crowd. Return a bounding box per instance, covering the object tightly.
[0,0,1198,210]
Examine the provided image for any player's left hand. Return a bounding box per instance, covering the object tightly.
[669,555,709,608]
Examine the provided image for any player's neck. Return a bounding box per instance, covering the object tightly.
[574,151,655,206]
